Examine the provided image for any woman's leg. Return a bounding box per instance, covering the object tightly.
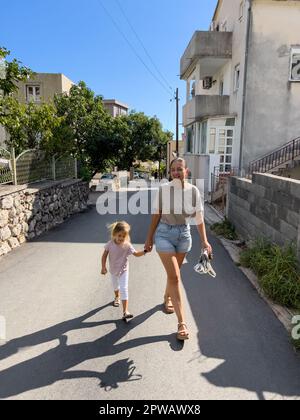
[164,253,186,312]
[158,252,188,337]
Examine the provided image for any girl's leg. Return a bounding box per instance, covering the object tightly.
[164,253,186,312]
[119,270,131,315]
[158,253,189,338]
[110,274,120,306]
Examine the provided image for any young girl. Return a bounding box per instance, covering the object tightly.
[101,221,146,320]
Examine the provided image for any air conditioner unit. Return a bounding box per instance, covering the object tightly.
[203,77,213,89]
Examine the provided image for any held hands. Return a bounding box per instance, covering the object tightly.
[144,237,153,253]
[101,267,107,275]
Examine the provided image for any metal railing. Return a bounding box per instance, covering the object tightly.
[248,136,300,176]
[0,147,12,185]
[0,147,77,186]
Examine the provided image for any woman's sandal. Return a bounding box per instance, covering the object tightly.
[113,297,120,307]
[177,322,189,341]
[164,296,175,314]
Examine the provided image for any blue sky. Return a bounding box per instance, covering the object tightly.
[1,0,217,137]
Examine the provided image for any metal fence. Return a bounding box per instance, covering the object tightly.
[0,147,77,186]
[0,147,13,185]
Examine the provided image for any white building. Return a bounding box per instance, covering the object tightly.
[180,0,300,189]
[102,99,129,118]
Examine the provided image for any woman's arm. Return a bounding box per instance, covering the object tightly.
[144,214,161,252]
[196,222,212,255]
[101,250,109,275]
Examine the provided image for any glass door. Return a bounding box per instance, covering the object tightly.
[208,126,234,172]
[217,128,234,173]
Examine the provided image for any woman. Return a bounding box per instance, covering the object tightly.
[144,158,212,340]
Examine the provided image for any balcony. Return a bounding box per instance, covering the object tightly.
[180,31,232,80]
[183,95,230,126]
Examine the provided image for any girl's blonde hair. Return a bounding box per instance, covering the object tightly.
[108,221,131,241]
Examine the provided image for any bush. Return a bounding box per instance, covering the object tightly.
[240,240,300,309]
[293,338,300,350]
[210,218,238,240]
[78,164,93,182]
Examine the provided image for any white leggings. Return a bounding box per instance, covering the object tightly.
[110,271,129,300]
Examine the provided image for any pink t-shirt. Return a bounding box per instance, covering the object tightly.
[104,240,136,276]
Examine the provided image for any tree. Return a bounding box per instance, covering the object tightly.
[54,81,109,158]
[0,96,61,155]
[117,112,172,170]
[0,47,33,96]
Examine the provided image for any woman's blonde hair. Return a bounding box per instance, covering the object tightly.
[108,221,131,241]
[170,157,187,170]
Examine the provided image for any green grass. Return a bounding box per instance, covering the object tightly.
[240,239,300,310]
[292,337,300,350]
[210,218,238,241]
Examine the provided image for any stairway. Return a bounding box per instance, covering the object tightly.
[248,136,300,178]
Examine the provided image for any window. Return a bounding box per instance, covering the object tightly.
[219,79,224,96]
[209,128,216,154]
[26,85,41,102]
[234,64,240,91]
[290,48,300,82]
[186,127,194,153]
[200,121,207,154]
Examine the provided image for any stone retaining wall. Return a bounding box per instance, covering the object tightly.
[0,179,89,257]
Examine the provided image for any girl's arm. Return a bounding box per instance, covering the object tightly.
[145,214,161,252]
[133,250,147,257]
[196,222,212,255]
[101,250,109,275]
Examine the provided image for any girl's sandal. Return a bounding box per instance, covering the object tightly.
[113,297,120,307]
[164,296,175,314]
[177,322,189,341]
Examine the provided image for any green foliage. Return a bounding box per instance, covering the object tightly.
[240,239,300,309]
[210,218,238,240]
[78,163,93,182]
[293,337,300,350]
[116,112,172,170]
[0,47,34,96]
[0,96,61,155]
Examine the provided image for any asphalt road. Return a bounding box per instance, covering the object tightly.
[0,191,299,400]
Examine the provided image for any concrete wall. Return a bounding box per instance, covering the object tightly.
[15,73,74,104]
[0,179,89,258]
[227,173,300,258]
[243,0,300,168]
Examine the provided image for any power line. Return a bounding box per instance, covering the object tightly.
[115,0,173,93]
[97,0,173,97]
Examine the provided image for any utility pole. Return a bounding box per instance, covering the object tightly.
[175,88,179,156]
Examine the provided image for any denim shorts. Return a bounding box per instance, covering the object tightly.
[155,222,192,254]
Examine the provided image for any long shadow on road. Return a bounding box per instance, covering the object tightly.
[182,226,300,400]
[0,304,180,399]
